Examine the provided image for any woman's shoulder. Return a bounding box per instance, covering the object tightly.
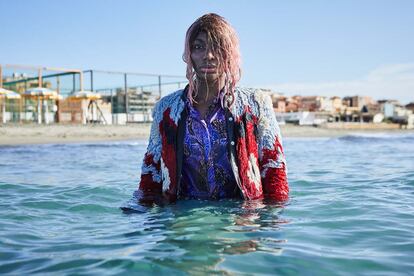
[233,87,273,115]
[156,89,185,108]
[152,88,187,124]
[235,87,271,102]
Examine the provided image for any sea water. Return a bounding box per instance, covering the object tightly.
[0,133,413,275]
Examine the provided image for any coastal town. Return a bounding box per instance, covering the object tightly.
[1,64,413,129]
[268,91,414,129]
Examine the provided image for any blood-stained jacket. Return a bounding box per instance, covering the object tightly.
[136,86,288,205]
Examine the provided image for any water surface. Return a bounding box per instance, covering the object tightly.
[1,133,413,275]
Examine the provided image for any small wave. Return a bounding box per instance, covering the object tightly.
[336,132,414,142]
[0,140,148,152]
[45,140,148,149]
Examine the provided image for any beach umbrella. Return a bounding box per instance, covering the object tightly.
[68,90,102,101]
[24,87,58,98]
[23,87,59,124]
[0,88,20,97]
[0,88,21,99]
[0,88,21,123]
[68,91,102,124]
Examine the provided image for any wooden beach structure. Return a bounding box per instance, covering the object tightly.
[66,90,106,124]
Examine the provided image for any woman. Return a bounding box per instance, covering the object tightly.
[135,13,288,205]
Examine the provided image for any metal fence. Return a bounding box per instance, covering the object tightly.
[1,65,187,124]
[83,70,186,123]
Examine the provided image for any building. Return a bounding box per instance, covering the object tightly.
[299,96,318,111]
[110,88,159,123]
[392,105,414,129]
[343,95,375,110]
[378,100,400,118]
[270,93,286,113]
[318,97,333,112]
[296,96,334,112]
[331,96,344,113]
[405,102,414,112]
[285,96,300,113]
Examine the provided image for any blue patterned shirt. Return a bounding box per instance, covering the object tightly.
[179,97,240,200]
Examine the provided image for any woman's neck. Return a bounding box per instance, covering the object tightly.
[195,77,225,104]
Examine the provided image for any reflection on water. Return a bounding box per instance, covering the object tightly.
[123,199,288,274]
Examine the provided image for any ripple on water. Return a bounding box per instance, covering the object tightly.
[1,137,414,274]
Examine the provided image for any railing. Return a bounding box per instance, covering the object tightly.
[1,64,187,124]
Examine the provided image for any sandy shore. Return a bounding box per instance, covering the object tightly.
[0,124,151,145]
[0,123,412,145]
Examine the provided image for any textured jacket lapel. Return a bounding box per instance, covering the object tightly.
[175,88,189,197]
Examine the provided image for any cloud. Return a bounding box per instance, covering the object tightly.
[261,64,414,104]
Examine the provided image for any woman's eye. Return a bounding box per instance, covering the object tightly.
[193,44,204,50]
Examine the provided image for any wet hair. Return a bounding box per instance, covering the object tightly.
[182,13,241,108]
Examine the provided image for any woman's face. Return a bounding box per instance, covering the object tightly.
[190,31,222,82]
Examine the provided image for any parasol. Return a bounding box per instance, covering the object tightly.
[23,87,59,124]
[68,91,102,124]
[0,88,21,123]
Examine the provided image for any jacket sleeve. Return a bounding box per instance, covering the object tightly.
[255,93,289,201]
[136,103,163,205]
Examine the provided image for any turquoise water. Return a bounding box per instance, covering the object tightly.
[1,133,413,275]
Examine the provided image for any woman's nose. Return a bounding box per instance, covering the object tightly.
[205,48,215,60]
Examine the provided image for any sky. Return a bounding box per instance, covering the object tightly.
[1,0,414,103]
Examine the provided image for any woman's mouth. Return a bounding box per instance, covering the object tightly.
[200,66,217,73]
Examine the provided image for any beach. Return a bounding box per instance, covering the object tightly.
[0,124,151,145]
[0,123,412,145]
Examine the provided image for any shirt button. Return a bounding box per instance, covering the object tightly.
[228,117,233,122]
[230,141,235,146]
